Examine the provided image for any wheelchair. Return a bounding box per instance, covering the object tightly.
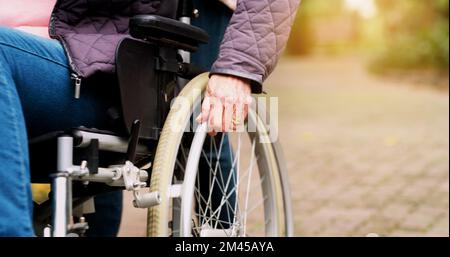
[29,0,293,237]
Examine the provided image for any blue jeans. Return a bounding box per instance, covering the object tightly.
[0,27,121,236]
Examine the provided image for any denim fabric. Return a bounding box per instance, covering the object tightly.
[0,26,121,236]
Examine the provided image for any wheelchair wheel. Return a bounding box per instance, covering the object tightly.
[147,73,293,237]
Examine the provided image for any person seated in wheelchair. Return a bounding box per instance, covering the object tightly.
[0,0,300,236]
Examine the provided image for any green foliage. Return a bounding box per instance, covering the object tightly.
[287,0,449,74]
[370,0,449,72]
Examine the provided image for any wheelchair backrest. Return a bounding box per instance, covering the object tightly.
[116,38,178,140]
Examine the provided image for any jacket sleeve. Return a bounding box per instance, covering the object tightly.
[211,0,301,93]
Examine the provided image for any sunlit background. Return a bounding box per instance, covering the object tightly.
[275,0,449,236]
[286,0,449,88]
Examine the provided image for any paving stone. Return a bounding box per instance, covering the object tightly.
[399,206,443,231]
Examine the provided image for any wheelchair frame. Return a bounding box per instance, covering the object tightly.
[49,133,154,236]
[36,0,206,237]
[31,0,294,237]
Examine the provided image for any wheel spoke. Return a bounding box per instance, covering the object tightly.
[200,149,260,227]
[204,133,225,225]
[170,118,284,237]
[242,138,256,235]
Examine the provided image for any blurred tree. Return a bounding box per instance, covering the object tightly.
[286,0,347,55]
[370,0,449,72]
[286,1,314,55]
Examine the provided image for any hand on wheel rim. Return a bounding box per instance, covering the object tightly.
[195,74,252,136]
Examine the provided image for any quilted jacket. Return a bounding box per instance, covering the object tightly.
[49,0,300,93]
[212,0,300,92]
[49,0,178,79]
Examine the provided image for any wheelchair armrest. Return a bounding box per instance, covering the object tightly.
[130,15,209,52]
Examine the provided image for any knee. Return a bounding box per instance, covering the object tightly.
[0,26,14,61]
[0,26,20,66]
[0,26,15,44]
[0,26,27,56]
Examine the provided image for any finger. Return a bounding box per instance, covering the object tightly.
[243,95,252,121]
[235,101,246,132]
[210,97,224,133]
[208,130,217,137]
[231,85,243,132]
[197,95,212,124]
[232,104,238,132]
[207,105,217,136]
[223,97,234,132]
[243,103,249,123]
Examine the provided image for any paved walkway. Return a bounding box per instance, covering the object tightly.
[118,56,449,237]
